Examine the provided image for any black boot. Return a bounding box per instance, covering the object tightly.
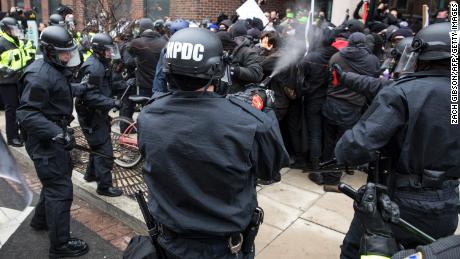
[83,174,97,182]
[49,238,89,258]
[30,222,48,231]
[96,187,123,197]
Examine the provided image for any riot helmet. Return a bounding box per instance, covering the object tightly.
[0,17,23,39]
[396,22,451,74]
[40,25,80,67]
[164,28,224,90]
[49,14,66,27]
[91,33,120,62]
[138,18,154,34]
[387,37,413,76]
[170,19,189,35]
[153,19,165,33]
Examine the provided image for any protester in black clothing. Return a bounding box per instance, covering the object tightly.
[223,20,263,94]
[311,32,380,185]
[128,18,167,97]
[299,26,338,170]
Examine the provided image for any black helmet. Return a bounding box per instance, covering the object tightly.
[49,14,65,27]
[411,22,451,61]
[153,19,164,31]
[40,26,80,67]
[164,28,224,80]
[56,5,73,17]
[139,18,154,34]
[91,33,120,61]
[0,17,21,38]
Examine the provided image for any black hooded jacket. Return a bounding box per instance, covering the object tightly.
[328,41,380,107]
[225,36,263,94]
[128,30,167,90]
[301,45,338,100]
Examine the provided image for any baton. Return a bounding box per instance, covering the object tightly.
[74,144,118,160]
[335,183,436,244]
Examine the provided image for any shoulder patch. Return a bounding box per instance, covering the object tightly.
[29,87,47,102]
[228,96,265,123]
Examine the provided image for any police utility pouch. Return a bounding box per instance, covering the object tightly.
[241,207,264,253]
[422,170,446,189]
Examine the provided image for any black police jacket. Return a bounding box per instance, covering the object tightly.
[17,59,74,156]
[138,91,289,236]
[76,55,115,144]
[335,70,460,176]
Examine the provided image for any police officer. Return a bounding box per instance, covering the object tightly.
[17,26,89,258]
[49,13,66,27]
[0,17,29,147]
[137,28,289,258]
[335,22,460,259]
[76,33,123,197]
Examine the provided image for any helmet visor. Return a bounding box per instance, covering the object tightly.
[7,24,24,39]
[106,44,121,60]
[55,45,81,67]
[0,136,33,246]
[394,45,418,75]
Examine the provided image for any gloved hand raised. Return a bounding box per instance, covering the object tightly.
[330,63,344,87]
[355,183,399,257]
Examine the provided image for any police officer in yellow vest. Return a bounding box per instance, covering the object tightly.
[0,17,30,147]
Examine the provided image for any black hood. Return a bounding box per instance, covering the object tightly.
[340,46,379,76]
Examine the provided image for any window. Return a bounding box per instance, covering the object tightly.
[145,0,169,20]
[112,0,132,21]
[48,0,61,15]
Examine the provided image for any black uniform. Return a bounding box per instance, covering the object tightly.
[336,70,460,259]
[76,54,117,189]
[17,58,75,249]
[138,91,289,259]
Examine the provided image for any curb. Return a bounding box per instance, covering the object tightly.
[6,135,147,235]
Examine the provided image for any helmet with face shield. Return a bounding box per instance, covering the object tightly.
[40,25,81,67]
[0,17,24,39]
[394,22,451,75]
[90,33,120,62]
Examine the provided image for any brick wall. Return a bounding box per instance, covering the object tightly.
[169,0,289,21]
[30,0,291,30]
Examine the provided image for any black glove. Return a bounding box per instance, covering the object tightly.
[355,183,399,257]
[230,65,240,79]
[126,78,136,87]
[52,131,76,151]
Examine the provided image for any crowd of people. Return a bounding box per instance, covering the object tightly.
[1,1,459,259]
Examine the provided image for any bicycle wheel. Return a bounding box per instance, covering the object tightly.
[110,116,142,168]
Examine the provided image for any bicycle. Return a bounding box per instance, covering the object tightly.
[110,84,150,168]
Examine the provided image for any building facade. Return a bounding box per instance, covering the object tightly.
[0,0,452,29]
